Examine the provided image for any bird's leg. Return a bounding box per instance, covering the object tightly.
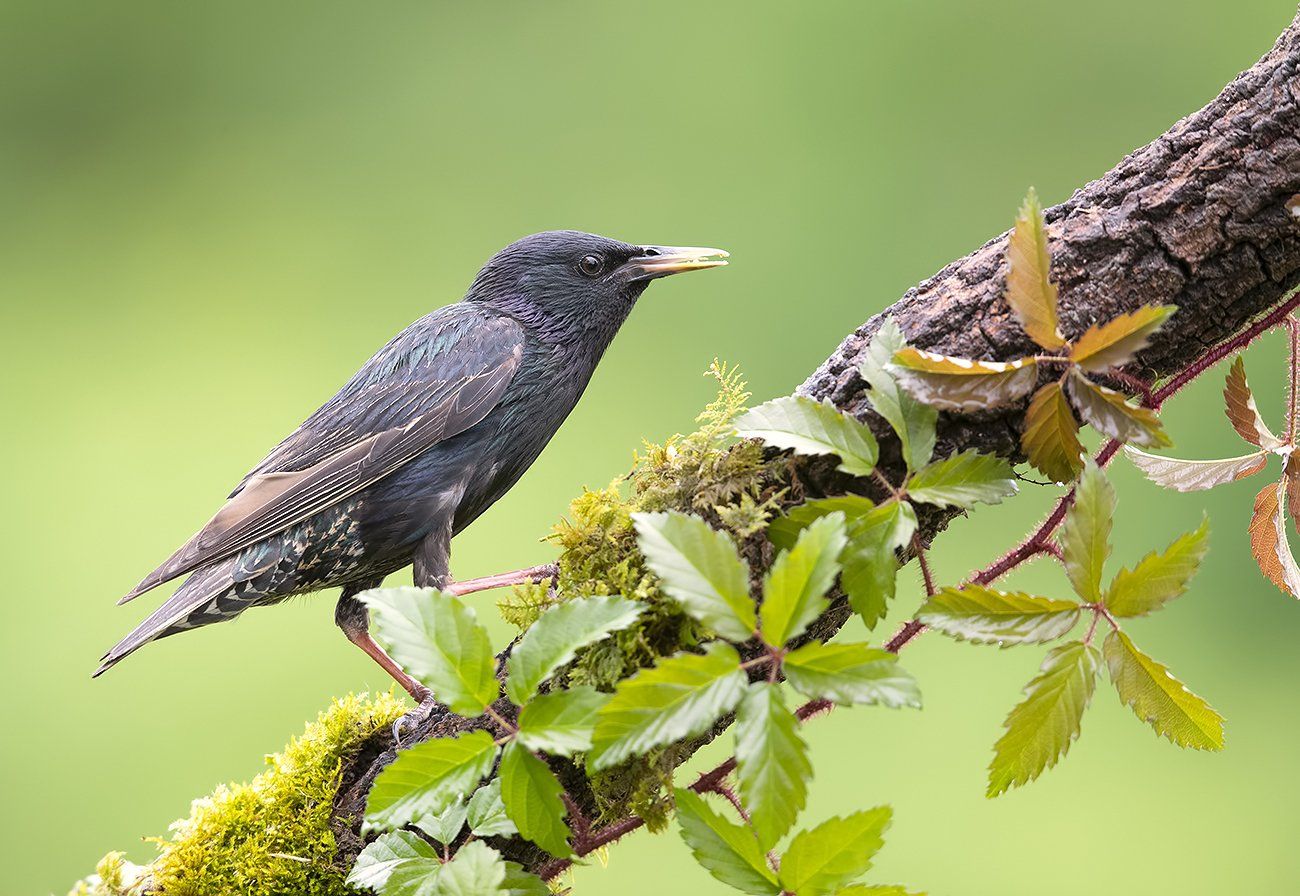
[444,563,559,597]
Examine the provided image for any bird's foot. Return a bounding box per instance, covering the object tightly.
[392,686,438,748]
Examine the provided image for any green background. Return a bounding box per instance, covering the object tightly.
[4,2,1298,893]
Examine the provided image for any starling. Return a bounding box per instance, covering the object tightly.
[97,231,727,700]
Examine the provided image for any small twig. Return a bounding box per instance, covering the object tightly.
[912,535,937,597]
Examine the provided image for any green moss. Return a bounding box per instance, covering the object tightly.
[69,692,403,896]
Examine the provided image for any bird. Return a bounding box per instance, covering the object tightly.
[97,230,727,702]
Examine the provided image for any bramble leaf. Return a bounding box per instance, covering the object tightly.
[768,495,877,551]
[505,595,643,705]
[918,586,1081,646]
[842,501,917,629]
[466,779,516,838]
[780,808,892,896]
[515,685,609,756]
[1103,630,1224,750]
[590,642,747,769]
[1022,382,1084,483]
[1005,188,1066,350]
[499,742,572,858]
[987,640,1099,797]
[1247,478,1300,598]
[499,861,551,896]
[1066,372,1169,448]
[1069,305,1176,371]
[361,588,498,717]
[347,830,438,891]
[1060,460,1114,603]
[735,683,813,849]
[861,321,937,471]
[891,349,1038,412]
[365,731,497,830]
[1225,356,1284,449]
[384,840,505,896]
[413,798,468,846]
[734,396,879,477]
[674,789,781,896]
[906,449,1018,509]
[760,513,848,647]
[633,511,755,642]
[1105,518,1209,617]
[1123,445,1269,492]
[783,642,921,708]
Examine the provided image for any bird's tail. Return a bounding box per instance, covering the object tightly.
[95,557,252,677]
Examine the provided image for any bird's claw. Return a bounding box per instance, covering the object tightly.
[392,689,438,748]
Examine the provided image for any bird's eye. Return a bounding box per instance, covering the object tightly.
[578,254,604,277]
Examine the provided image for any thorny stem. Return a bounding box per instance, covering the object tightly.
[912,534,937,597]
[1286,316,1299,443]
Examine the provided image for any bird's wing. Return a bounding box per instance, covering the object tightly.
[121,308,525,603]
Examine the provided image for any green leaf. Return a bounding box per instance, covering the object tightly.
[674,789,781,896]
[1069,305,1176,372]
[768,496,878,552]
[1123,445,1269,492]
[780,808,892,896]
[413,798,468,846]
[783,641,920,708]
[1105,519,1209,617]
[735,683,812,849]
[632,511,756,642]
[1103,630,1224,750]
[1022,382,1084,483]
[365,731,498,831]
[504,595,643,705]
[906,449,1018,509]
[861,320,937,471]
[1066,371,1169,448]
[1059,460,1114,603]
[378,858,444,896]
[734,395,879,477]
[466,780,516,838]
[590,642,748,770]
[891,349,1039,412]
[421,840,506,896]
[499,742,572,858]
[987,640,1100,797]
[760,513,848,647]
[917,586,1081,646]
[361,587,498,717]
[347,830,438,891]
[499,862,551,896]
[1005,187,1066,350]
[515,685,609,756]
[842,501,917,629]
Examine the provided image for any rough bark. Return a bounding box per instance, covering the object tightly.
[332,11,1300,876]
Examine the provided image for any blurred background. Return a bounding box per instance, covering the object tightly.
[3,1,1298,893]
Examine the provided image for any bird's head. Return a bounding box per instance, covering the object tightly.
[465,230,727,347]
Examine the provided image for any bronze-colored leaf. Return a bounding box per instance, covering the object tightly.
[1068,305,1176,372]
[1224,356,1284,449]
[1065,371,1169,448]
[1288,453,1300,536]
[1005,188,1066,350]
[1247,478,1300,598]
[1022,382,1084,483]
[1123,445,1269,492]
[890,348,1038,412]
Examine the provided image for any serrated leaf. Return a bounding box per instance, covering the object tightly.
[377,857,444,896]
[347,830,439,891]
[632,511,755,642]
[780,808,892,896]
[1103,630,1224,750]
[1005,188,1065,350]
[1059,460,1114,602]
[734,683,812,849]
[1123,445,1269,492]
[515,686,609,756]
[1225,356,1284,449]
[418,840,506,896]
[987,640,1099,797]
[674,789,781,896]
[499,863,551,896]
[1248,478,1300,598]
[734,395,879,476]
[413,798,468,846]
[1105,518,1209,617]
[768,495,878,552]
[1069,305,1176,371]
[917,586,1080,646]
[760,513,848,647]
[783,641,921,708]
[365,731,497,830]
[842,501,917,629]
[1022,382,1084,483]
[590,642,747,769]
[906,449,1018,509]
[466,780,516,838]
[499,742,572,858]
[1066,371,1169,448]
[891,349,1039,412]
[861,320,937,471]
[361,588,498,717]
[504,595,644,705]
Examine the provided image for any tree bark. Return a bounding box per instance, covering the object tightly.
[332,11,1300,876]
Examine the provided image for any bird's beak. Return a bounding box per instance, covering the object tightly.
[628,245,730,281]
